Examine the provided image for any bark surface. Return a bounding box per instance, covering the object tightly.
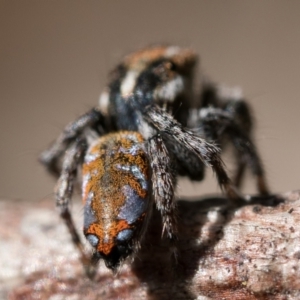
[1,191,300,300]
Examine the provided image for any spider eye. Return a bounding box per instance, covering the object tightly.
[162,61,177,72]
[86,234,99,247]
[116,229,134,243]
[169,61,177,71]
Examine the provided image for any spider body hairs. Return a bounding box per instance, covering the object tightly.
[40,45,270,275]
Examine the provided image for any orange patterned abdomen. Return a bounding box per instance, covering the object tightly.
[82,131,151,269]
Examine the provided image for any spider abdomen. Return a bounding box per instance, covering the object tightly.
[82,131,152,269]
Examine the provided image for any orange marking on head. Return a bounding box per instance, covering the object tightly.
[123,45,197,73]
[86,219,131,255]
[124,46,168,70]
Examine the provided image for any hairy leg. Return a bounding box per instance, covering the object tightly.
[144,104,244,205]
[198,84,264,189]
[191,107,269,195]
[164,136,205,181]
[54,138,95,277]
[146,134,177,240]
[40,108,104,176]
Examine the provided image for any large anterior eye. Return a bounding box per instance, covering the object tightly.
[168,61,177,71]
[86,234,99,247]
[116,229,134,243]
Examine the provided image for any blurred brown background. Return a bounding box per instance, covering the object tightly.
[1,1,300,202]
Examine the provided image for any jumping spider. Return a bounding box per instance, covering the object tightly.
[40,45,270,275]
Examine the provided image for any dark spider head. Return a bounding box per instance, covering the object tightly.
[133,46,198,101]
[108,45,197,104]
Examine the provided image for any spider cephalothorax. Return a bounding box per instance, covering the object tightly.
[40,45,269,275]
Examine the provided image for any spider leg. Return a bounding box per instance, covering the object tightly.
[40,108,104,176]
[164,137,205,181]
[200,84,252,133]
[146,134,177,241]
[197,83,270,195]
[144,104,244,204]
[234,161,247,189]
[195,107,269,195]
[54,137,93,276]
[199,84,261,188]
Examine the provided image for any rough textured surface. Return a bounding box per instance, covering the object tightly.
[1,191,300,299]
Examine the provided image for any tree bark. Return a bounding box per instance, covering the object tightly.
[1,191,300,300]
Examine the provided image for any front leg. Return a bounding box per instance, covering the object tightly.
[40,108,104,176]
[144,104,244,205]
[147,134,177,241]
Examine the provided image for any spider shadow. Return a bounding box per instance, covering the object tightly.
[131,193,283,300]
